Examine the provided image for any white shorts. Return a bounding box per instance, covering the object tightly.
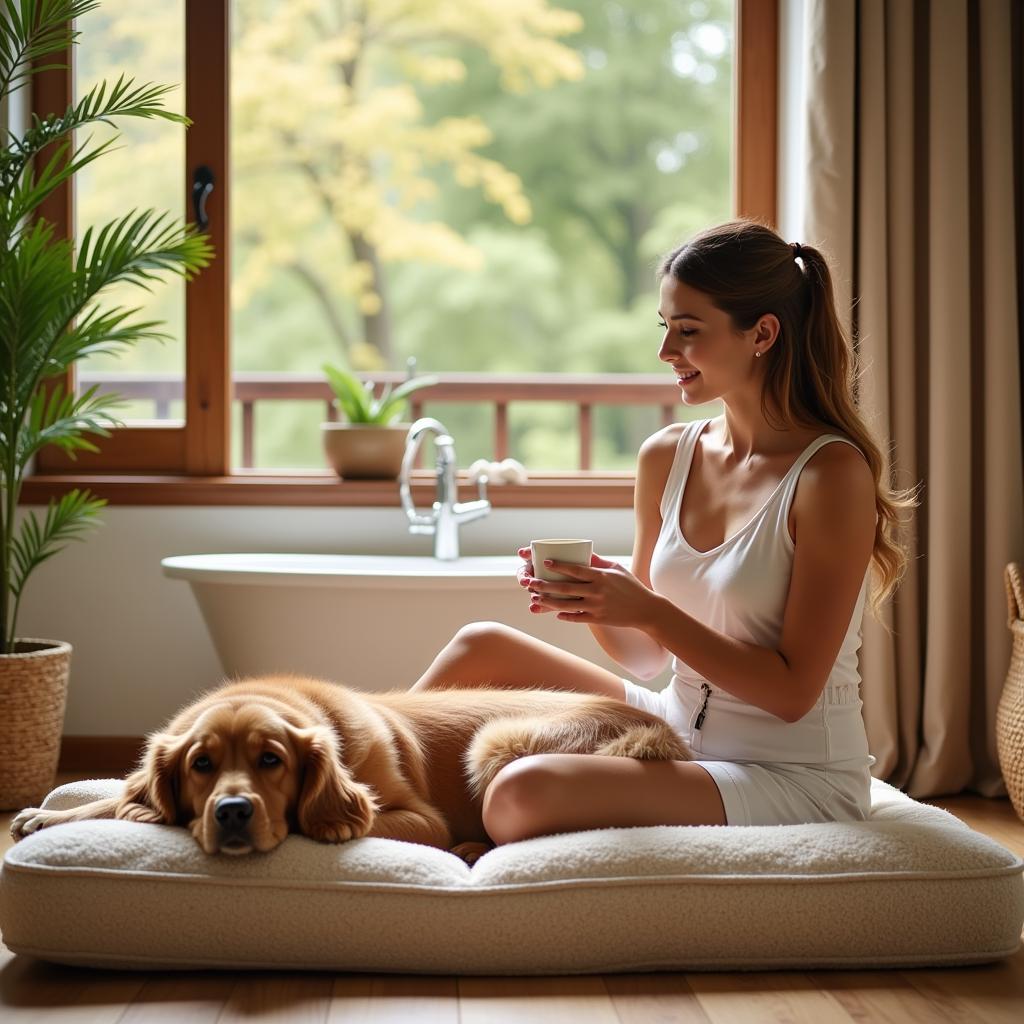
[621,678,873,827]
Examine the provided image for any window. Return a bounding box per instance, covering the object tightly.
[73,0,186,428]
[28,0,777,506]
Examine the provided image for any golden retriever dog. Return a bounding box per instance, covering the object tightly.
[11,674,690,863]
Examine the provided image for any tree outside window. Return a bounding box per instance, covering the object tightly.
[74,0,733,472]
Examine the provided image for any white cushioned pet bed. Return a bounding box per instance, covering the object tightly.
[1,777,1022,974]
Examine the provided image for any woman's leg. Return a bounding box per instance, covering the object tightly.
[409,620,628,700]
[482,753,728,841]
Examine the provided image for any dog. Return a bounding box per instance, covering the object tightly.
[10,674,691,863]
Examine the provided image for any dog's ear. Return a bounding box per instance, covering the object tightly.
[292,725,379,840]
[116,731,190,825]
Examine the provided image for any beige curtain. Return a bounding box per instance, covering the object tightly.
[799,0,1023,798]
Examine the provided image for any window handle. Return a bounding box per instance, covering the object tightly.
[192,165,215,230]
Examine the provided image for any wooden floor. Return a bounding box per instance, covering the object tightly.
[1,774,1022,1023]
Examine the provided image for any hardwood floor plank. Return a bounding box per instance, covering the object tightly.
[686,971,856,1024]
[118,972,236,1023]
[457,975,620,1024]
[812,969,965,1023]
[0,955,145,1023]
[923,798,1024,858]
[39,975,148,1023]
[898,950,1024,1024]
[603,971,712,1023]
[328,975,458,1024]
[217,972,332,1023]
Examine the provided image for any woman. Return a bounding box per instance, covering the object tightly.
[410,219,918,843]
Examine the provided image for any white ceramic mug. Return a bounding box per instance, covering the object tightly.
[530,538,594,582]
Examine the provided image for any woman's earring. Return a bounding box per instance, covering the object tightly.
[755,352,761,358]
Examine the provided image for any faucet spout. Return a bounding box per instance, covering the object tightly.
[398,417,491,560]
[453,498,490,523]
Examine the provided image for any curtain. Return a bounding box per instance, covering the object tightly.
[798,0,1024,798]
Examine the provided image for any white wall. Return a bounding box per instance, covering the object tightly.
[15,505,643,735]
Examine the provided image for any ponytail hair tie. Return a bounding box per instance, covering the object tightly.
[791,242,804,260]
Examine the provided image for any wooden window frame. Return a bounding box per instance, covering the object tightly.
[23,0,778,510]
[33,0,228,476]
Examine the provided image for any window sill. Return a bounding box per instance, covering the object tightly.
[20,471,638,508]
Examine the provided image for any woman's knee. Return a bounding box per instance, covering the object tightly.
[452,620,522,648]
[448,621,524,664]
[481,755,556,845]
[413,621,528,692]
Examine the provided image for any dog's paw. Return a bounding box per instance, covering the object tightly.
[306,820,362,843]
[449,841,493,866]
[10,807,49,840]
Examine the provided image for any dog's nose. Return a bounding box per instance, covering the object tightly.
[214,796,253,831]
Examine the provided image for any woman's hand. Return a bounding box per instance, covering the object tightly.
[516,547,659,628]
[516,546,560,615]
[515,546,536,590]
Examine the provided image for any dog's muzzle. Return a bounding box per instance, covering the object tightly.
[214,795,254,852]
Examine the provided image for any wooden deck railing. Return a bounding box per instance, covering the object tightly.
[78,371,685,470]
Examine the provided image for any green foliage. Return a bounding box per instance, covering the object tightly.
[0,0,212,652]
[229,0,585,366]
[322,363,438,425]
[412,0,734,306]
[6,488,107,649]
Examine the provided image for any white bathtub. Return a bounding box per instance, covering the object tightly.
[160,553,663,692]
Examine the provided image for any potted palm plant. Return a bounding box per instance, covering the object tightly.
[321,362,437,479]
[0,0,212,809]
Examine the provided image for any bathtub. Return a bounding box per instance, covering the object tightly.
[160,553,664,692]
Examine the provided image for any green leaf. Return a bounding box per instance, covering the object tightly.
[322,363,438,424]
[375,374,439,424]
[1,131,120,239]
[322,362,375,422]
[9,488,107,600]
[15,382,123,470]
[369,382,393,419]
[0,2,100,99]
[0,209,212,438]
[0,219,76,409]
[0,72,190,231]
[73,209,213,298]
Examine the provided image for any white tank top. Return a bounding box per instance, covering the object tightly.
[649,417,874,767]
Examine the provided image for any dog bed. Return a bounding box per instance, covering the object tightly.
[1,776,1021,974]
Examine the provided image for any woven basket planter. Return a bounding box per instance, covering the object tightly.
[0,639,72,811]
[996,564,1024,822]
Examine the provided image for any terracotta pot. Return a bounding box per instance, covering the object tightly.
[321,422,411,479]
[0,639,72,810]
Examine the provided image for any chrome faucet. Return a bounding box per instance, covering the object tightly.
[399,417,490,560]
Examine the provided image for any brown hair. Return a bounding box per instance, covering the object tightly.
[660,218,920,630]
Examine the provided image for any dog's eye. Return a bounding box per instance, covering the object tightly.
[192,755,213,773]
[259,752,282,768]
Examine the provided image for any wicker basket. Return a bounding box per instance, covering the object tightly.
[996,564,1024,822]
[0,639,72,810]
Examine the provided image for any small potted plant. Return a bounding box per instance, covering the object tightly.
[321,363,437,479]
[0,0,212,809]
